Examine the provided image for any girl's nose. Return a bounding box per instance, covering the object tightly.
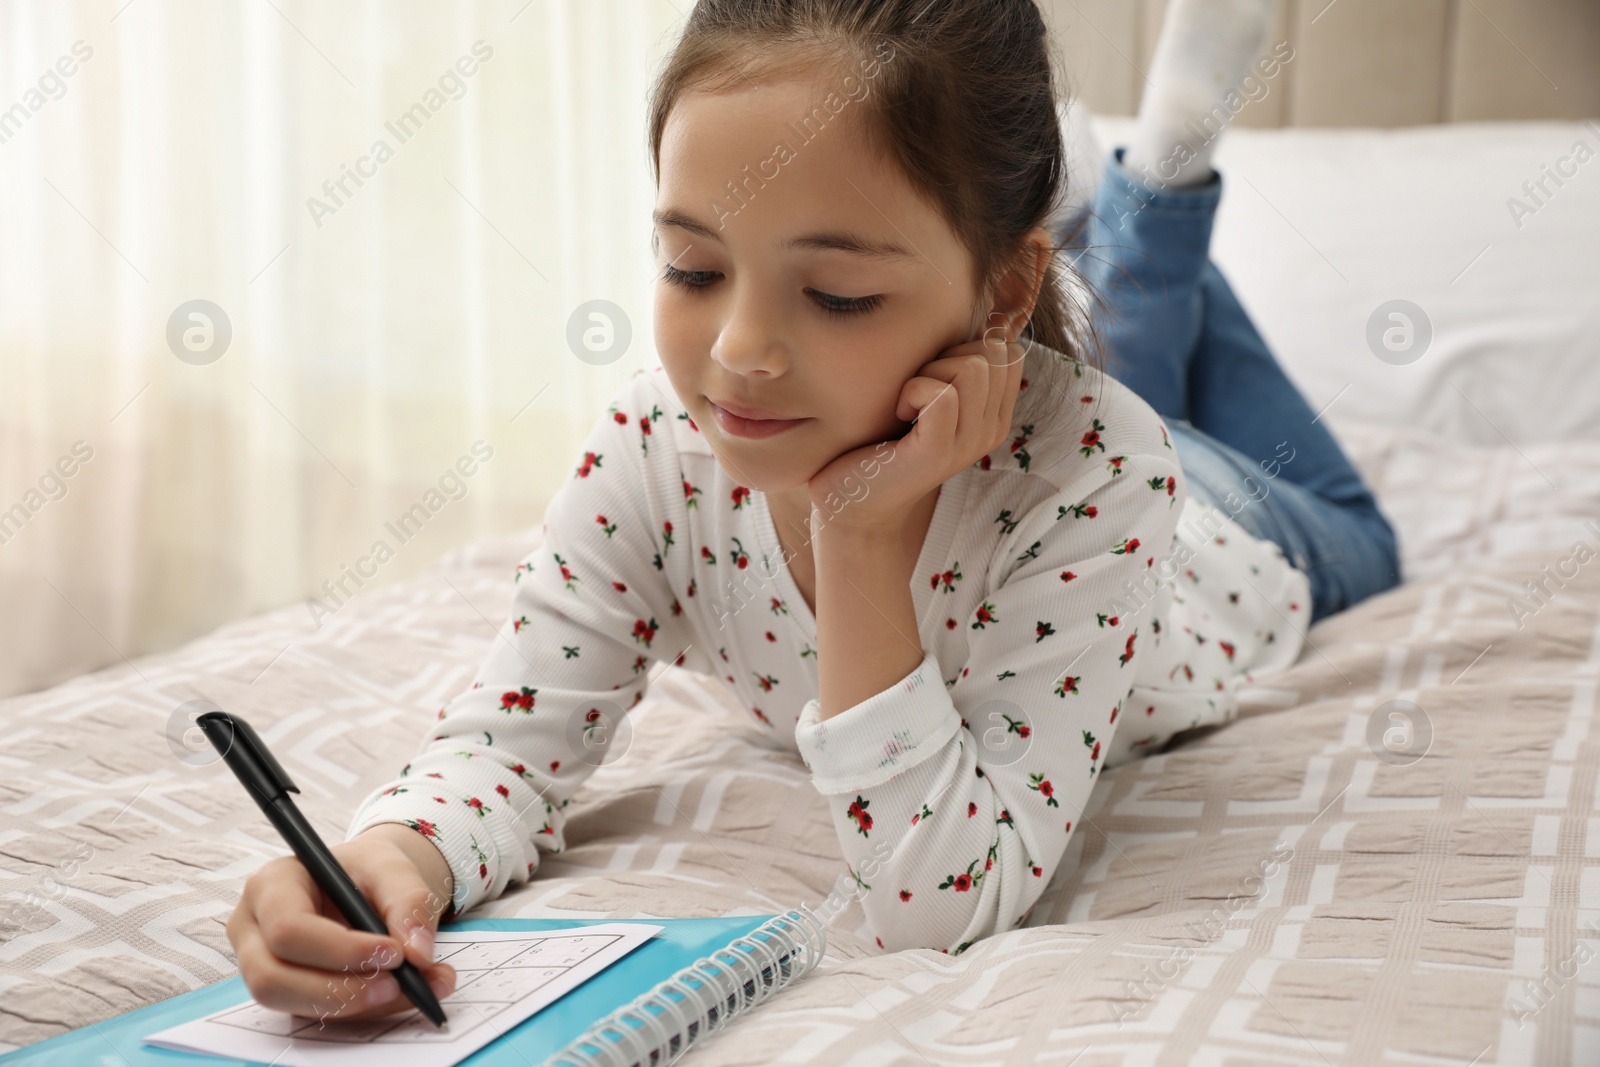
[712,286,787,376]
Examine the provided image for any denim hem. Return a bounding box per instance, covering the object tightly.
[1102,145,1223,217]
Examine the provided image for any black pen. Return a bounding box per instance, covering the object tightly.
[197,709,449,1030]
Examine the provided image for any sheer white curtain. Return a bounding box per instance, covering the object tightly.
[0,0,684,699]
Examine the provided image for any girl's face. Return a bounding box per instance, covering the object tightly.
[653,76,988,494]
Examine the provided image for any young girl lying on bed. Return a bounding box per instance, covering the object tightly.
[226,0,1400,1020]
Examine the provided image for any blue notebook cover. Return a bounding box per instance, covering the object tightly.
[0,914,783,1066]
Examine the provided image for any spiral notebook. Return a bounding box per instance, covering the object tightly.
[0,910,826,1067]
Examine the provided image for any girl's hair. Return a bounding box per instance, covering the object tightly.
[646,0,1108,458]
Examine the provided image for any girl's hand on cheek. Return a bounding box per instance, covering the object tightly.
[807,329,1026,538]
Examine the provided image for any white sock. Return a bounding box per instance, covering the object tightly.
[1122,0,1275,188]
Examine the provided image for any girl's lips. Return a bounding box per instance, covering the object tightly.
[709,401,808,439]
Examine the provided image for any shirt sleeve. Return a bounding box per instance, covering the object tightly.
[345,381,694,921]
[793,449,1187,954]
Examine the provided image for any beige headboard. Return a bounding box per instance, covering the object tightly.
[1044,0,1600,126]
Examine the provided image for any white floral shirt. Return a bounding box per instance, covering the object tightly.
[346,346,1310,955]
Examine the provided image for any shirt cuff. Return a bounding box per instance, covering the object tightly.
[345,774,526,922]
[793,648,962,794]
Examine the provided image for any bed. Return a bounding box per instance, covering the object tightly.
[3,118,1599,1065]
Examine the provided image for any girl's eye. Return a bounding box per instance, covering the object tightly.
[659,264,883,318]
[806,288,884,318]
[660,264,718,290]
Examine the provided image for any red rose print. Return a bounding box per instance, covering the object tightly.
[846,796,873,837]
[1119,631,1138,667]
[1028,772,1060,807]
[1078,418,1107,457]
[939,859,985,892]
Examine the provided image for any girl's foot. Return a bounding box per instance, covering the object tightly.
[1122,0,1275,188]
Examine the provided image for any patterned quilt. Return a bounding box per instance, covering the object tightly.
[3,415,1599,1065]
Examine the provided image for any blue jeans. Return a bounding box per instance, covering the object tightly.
[1059,148,1402,626]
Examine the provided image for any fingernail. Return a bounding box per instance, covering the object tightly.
[407,922,434,960]
[366,975,398,1007]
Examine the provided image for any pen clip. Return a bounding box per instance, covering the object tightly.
[196,710,300,800]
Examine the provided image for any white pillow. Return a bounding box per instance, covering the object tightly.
[1087,116,1600,446]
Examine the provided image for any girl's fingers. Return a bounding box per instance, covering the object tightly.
[909,329,1026,468]
[237,922,399,1021]
[237,920,457,1022]
[995,338,1025,433]
[979,336,1008,428]
[253,878,402,975]
[898,375,954,425]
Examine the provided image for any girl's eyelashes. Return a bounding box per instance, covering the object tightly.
[659,264,883,318]
[659,264,718,291]
[809,287,884,319]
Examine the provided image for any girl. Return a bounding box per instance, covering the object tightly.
[226,0,1400,1021]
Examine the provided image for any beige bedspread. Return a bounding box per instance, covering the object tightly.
[3,416,1599,1065]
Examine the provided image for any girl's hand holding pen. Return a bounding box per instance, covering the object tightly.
[226,823,458,1022]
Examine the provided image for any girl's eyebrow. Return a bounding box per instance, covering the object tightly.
[652,207,918,261]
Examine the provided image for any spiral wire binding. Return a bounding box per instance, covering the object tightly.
[543,907,828,1067]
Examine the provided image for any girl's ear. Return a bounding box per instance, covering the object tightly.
[988,226,1054,342]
